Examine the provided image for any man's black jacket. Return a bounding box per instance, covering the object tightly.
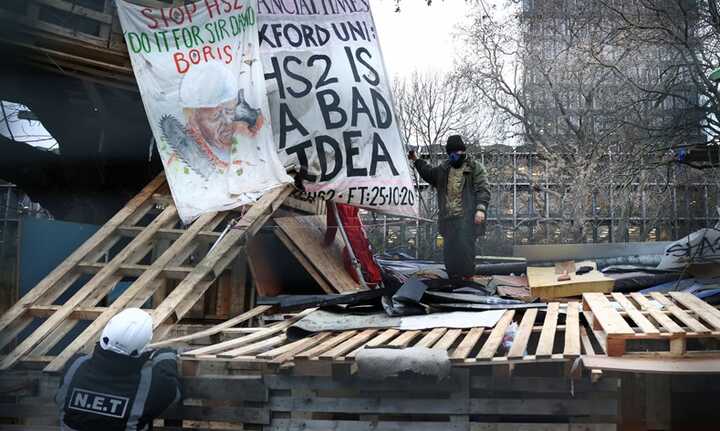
[413,157,491,234]
[55,344,180,431]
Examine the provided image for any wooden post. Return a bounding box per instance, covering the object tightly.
[620,373,646,431]
[645,374,671,430]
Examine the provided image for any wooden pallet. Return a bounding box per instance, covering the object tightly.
[0,366,621,431]
[178,303,594,374]
[0,174,292,372]
[582,292,720,356]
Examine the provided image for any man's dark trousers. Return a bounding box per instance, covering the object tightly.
[442,216,476,279]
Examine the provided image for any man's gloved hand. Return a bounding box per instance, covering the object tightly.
[474,210,486,225]
[408,150,417,161]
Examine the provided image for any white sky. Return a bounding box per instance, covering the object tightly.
[370,0,472,79]
[0,101,57,151]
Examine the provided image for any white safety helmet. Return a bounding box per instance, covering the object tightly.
[179,61,238,108]
[99,308,153,356]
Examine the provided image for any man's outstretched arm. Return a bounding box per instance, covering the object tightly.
[409,150,439,187]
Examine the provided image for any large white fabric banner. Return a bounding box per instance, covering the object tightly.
[117,0,292,223]
[257,1,418,217]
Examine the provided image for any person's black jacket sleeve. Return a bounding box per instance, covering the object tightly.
[413,159,440,187]
[142,348,181,421]
[472,160,491,213]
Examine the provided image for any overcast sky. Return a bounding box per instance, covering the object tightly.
[370,0,472,79]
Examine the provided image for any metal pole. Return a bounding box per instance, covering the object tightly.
[330,202,369,290]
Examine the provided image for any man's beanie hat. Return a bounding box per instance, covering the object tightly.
[446,135,466,154]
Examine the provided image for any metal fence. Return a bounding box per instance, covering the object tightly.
[363,151,720,258]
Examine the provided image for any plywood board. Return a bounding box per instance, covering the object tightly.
[275,216,361,293]
[528,261,614,299]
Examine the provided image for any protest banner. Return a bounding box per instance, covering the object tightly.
[658,228,720,270]
[117,0,292,223]
[257,0,419,217]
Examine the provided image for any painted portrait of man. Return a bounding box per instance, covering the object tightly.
[160,60,265,179]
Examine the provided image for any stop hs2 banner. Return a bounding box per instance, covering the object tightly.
[116,0,292,223]
[257,0,418,217]
[118,0,418,220]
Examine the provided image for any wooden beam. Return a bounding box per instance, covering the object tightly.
[116,226,221,242]
[26,305,107,320]
[0,204,178,370]
[151,184,294,328]
[0,174,165,353]
[76,262,194,279]
[45,211,218,373]
[149,305,271,348]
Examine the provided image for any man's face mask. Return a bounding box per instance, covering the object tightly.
[449,151,466,168]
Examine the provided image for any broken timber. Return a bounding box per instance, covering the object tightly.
[0,175,293,372]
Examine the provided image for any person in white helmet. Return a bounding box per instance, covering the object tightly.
[55,308,180,431]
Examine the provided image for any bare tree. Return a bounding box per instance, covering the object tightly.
[458,0,712,242]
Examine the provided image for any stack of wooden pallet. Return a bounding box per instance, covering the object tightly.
[0,175,293,373]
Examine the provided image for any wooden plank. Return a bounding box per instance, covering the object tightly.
[217,334,287,358]
[1,204,177,371]
[275,216,361,293]
[45,210,220,372]
[630,293,685,334]
[182,375,267,402]
[508,308,537,359]
[259,333,330,360]
[116,226,220,242]
[319,329,378,359]
[580,327,596,355]
[151,185,293,328]
[611,292,659,334]
[476,310,515,361]
[35,0,113,24]
[183,307,315,357]
[450,328,484,361]
[387,330,420,348]
[269,333,332,364]
[536,303,559,358]
[563,302,581,357]
[274,229,335,294]
[583,293,634,335]
[296,331,358,359]
[432,328,463,351]
[76,262,194,279]
[150,306,271,348]
[0,175,164,350]
[26,305,107,320]
[415,328,447,348]
[346,329,401,358]
[528,262,614,299]
[247,234,286,297]
[649,292,710,333]
[582,355,720,374]
[669,292,720,330]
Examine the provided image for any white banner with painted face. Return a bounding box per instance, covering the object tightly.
[117,0,292,223]
[257,1,418,217]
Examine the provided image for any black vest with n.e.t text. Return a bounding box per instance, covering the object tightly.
[55,345,180,431]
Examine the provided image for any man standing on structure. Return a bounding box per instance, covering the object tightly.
[55,308,180,430]
[409,135,491,281]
